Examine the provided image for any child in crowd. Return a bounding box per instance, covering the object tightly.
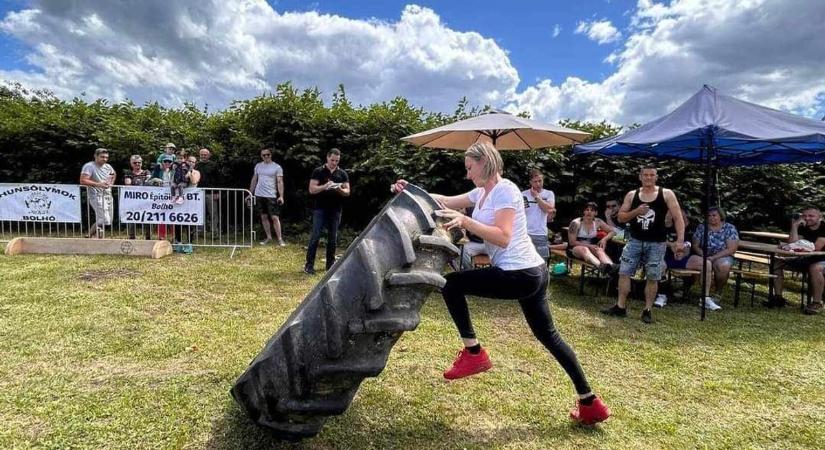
[170,151,192,204]
[156,142,177,165]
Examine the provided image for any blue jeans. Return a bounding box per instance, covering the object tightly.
[619,238,667,280]
[305,208,342,270]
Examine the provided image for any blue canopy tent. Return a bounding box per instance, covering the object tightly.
[574,85,825,319]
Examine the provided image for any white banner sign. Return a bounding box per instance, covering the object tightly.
[119,186,204,225]
[0,183,82,223]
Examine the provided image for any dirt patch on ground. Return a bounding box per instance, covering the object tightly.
[78,269,141,282]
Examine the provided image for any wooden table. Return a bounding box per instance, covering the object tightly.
[737,240,825,309]
[739,230,790,241]
[737,240,825,258]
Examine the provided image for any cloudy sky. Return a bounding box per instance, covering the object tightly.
[1,0,823,125]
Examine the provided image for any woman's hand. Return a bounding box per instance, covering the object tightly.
[598,238,609,249]
[390,179,409,194]
[436,209,466,231]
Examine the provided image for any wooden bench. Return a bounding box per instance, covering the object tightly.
[734,251,771,266]
[731,251,778,307]
[550,248,611,295]
[471,254,491,268]
[730,268,777,307]
[664,268,701,303]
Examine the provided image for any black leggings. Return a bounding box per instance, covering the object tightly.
[442,264,592,394]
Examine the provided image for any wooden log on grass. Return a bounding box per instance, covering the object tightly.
[4,237,172,259]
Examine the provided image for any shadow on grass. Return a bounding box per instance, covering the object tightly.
[206,397,605,449]
[545,273,825,348]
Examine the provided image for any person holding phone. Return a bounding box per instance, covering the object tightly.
[521,168,555,262]
[766,206,825,308]
[304,148,350,274]
[390,142,610,426]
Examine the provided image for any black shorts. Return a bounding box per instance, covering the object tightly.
[786,254,825,271]
[664,253,689,269]
[256,196,281,217]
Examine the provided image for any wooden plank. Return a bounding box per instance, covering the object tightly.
[550,248,568,258]
[5,237,172,259]
[734,252,771,265]
[740,230,789,240]
[670,268,700,277]
[729,268,777,279]
[738,240,825,257]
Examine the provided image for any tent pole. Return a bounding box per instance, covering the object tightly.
[700,132,714,321]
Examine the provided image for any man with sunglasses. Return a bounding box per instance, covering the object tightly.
[123,154,151,239]
[250,148,285,246]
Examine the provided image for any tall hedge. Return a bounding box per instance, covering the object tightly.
[1,81,822,232]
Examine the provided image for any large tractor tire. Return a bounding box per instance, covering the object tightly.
[231,184,459,441]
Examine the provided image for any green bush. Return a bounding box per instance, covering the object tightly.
[1,81,822,232]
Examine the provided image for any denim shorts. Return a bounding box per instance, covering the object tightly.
[713,255,735,266]
[619,238,667,280]
[529,234,550,258]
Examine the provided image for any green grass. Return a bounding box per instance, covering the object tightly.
[1,245,824,449]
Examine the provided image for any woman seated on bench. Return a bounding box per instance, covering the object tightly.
[567,202,617,274]
[657,208,714,309]
[690,206,739,309]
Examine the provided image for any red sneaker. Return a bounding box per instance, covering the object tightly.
[570,396,611,425]
[443,348,492,380]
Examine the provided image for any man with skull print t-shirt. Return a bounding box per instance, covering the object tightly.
[601,166,684,324]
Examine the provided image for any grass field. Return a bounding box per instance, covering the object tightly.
[1,244,824,449]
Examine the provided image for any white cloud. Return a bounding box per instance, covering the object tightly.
[2,0,824,128]
[510,0,825,125]
[552,24,561,38]
[575,19,622,44]
[0,1,519,111]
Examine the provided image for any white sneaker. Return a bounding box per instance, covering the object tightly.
[701,296,722,311]
[278,240,286,247]
[260,238,272,246]
[654,294,667,308]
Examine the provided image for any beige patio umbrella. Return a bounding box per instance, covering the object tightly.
[401,110,590,150]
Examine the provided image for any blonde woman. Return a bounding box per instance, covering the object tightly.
[391,142,610,425]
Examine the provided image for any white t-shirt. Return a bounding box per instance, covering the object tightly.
[468,179,545,271]
[521,188,555,236]
[81,161,115,196]
[253,162,283,198]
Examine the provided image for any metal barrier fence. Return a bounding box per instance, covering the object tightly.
[0,185,255,253]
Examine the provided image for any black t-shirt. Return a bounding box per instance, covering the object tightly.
[310,165,349,210]
[799,221,825,244]
[195,160,219,188]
